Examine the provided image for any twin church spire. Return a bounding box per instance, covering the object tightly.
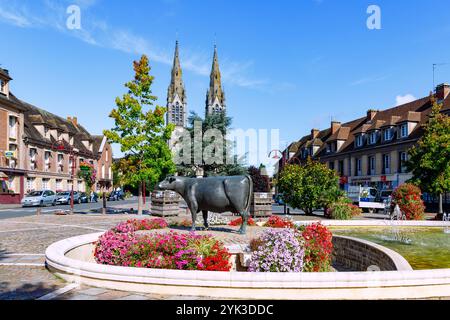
[166,41,226,128]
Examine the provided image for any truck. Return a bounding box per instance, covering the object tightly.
[347,186,387,213]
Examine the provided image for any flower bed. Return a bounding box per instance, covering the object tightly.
[299,223,333,272]
[94,219,231,271]
[392,183,425,220]
[263,215,294,228]
[249,223,333,273]
[228,217,256,227]
[249,228,304,272]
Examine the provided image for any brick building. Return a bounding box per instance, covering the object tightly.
[278,84,450,195]
[0,67,113,204]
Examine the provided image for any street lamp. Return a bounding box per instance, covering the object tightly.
[52,140,76,214]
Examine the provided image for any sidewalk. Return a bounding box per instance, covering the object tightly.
[0,204,22,210]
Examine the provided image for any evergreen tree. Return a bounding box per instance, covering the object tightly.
[175,111,246,177]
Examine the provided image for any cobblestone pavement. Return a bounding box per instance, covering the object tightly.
[0,211,446,300]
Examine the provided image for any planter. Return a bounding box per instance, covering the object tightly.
[151,190,180,217]
[250,192,272,217]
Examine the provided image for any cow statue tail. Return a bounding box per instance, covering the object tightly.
[244,174,253,212]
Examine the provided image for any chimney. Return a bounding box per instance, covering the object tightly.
[331,121,341,135]
[311,129,320,139]
[67,116,78,126]
[435,83,450,101]
[367,109,378,121]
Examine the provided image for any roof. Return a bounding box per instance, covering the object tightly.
[19,98,106,158]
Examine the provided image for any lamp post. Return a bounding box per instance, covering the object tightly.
[269,149,287,214]
[52,140,76,214]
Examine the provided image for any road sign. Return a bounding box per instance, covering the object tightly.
[4,151,15,158]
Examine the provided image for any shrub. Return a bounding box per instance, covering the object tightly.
[229,217,256,227]
[263,215,294,228]
[391,183,425,220]
[248,229,304,272]
[248,166,270,192]
[299,223,333,272]
[327,198,361,220]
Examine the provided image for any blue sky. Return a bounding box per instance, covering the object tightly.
[1,0,450,172]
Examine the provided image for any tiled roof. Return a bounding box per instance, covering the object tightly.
[18,97,105,158]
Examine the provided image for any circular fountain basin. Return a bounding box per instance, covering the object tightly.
[45,220,450,299]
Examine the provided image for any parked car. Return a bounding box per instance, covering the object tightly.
[21,190,57,207]
[79,192,89,203]
[108,190,125,201]
[56,191,81,205]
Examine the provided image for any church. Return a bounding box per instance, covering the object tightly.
[166,41,227,130]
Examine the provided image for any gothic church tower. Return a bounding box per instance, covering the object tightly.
[167,41,187,128]
[205,45,226,116]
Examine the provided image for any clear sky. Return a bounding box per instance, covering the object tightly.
[1,0,450,173]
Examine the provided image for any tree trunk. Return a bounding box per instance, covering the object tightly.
[137,182,143,216]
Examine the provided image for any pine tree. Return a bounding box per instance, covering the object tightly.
[406,96,450,217]
[104,55,176,215]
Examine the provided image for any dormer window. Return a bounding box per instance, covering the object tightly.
[44,127,49,138]
[384,128,393,141]
[355,135,364,147]
[0,79,5,95]
[400,124,408,138]
[9,116,18,139]
[369,131,378,144]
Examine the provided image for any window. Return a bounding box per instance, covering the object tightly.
[355,135,363,147]
[338,160,344,175]
[329,162,335,170]
[370,131,377,144]
[29,148,37,170]
[102,164,105,179]
[57,154,64,173]
[42,178,49,190]
[356,158,362,176]
[0,79,4,93]
[384,128,393,141]
[400,124,408,138]
[399,152,408,173]
[369,156,376,175]
[9,116,17,139]
[44,151,51,172]
[7,144,17,168]
[383,154,390,174]
[56,179,62,191]
[105,148,108,161]
[26,178,35,192]
[44,127,49,138]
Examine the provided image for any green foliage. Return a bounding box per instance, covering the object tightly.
[248,166,270,192]
[406,98,450,197]
[327,198,362,220]
[276,160,340,215]
[177,111,246,177]
[103,55,176,192]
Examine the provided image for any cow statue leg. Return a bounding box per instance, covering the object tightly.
[238,210,250,235]
[188,202,199,232]
[202,210,209,230]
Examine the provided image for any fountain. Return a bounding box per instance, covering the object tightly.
[444,213,450,234]
[383,205,412,245]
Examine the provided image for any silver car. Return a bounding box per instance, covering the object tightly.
[56,191,81,205]
[21,190,57,207]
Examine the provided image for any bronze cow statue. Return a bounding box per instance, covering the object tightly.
[157,175,253,234]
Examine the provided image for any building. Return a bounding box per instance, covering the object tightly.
[0,67,113,204]
[279,83,450,194]
[205,45,226,116]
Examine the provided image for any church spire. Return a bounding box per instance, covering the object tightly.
[167,41,187,127]
[167,40,186,104]
[206,45,226,116]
